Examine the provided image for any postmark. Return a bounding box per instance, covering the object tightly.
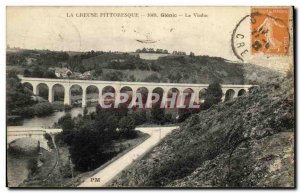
[231,15,251,61]
[232,7,290,61]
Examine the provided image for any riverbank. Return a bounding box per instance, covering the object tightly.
[19,148,58,187]
[7,102,97,126]
[7,136,52,187]
[17,106,96,128]
[19,130,150,187]
[7,151,38,187]
[7,105,178,187]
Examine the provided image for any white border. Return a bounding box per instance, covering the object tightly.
[1,0,299,192]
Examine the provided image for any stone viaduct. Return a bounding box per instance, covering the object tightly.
[20,76,253,108]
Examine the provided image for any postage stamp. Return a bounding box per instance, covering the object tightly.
[250,7,290,55]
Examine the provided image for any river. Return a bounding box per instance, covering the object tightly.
[7,106,96,187]
[22,106,96,128]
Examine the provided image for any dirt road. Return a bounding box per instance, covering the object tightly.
[78,126,178,187]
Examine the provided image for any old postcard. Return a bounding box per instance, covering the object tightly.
[6,6,294,188]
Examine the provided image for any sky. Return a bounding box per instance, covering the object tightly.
[7,6,250,61]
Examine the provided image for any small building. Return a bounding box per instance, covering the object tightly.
[54,67,72,78]
[79,71,93,79]
[25,57,37,65]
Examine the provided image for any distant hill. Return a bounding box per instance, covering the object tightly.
[81,52,129,69]
[109,76,294,187]
[80,53,282,84]
[6,49,282,85]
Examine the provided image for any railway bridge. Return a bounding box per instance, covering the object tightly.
[20,76,253,108]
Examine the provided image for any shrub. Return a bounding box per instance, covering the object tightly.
[27,158,38,175]
[51,101,65,111]
[17,107,35,118]
[60,163,73,178]
[6,71,35,115]
[83,106,88,117]
[23,69,31,77]
[201,82,222,111]
[64,104,72,112]
[69,122,114,171]
[44,133,55,149]
[103,71,123,81]
[150,103,165,124]
[118,116,137,139]
[32,102,54,117]
[164,113,173,123]
[143,74,160,83]
[58,113,75,145]
[177,108,192,123]
[131,111,147,126]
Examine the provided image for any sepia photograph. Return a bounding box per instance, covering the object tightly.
[5,6,295,188]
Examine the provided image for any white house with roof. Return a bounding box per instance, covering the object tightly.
[54,67,72,78]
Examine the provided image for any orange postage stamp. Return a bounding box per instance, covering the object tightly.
[251,7,290,55]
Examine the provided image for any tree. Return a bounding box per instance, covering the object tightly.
[150,103,165,124]
[168,70,182,83]
[59,105,121,171]
[177,107,200,122]
[129,75,136,81]
[68,56,81,71]
[27,158,38,175]
[44,133,55,149]
[83,106,88,117]
[151,63,161,72]
[94,67,103,77]
[77,65,86,74]
[69,121,113,171]
[201,82,223,110]
[95,105,119,136]
[114,103,129,118]
[103,71,123,81]
[6,70,35,115]
[58,113,75,145]
[23,69,31,77]
[143,74,160,83]
[6,53,26,66]
[131,111,147,125]
[31,66,44,78]
[32,102,54,117]
[118,116,137,138]
[67,70,72,78]
[43,70,57,78]
[189,52,195,57]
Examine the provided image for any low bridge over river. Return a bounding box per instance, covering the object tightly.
[20,76,253,108]
[7,127,62,150]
